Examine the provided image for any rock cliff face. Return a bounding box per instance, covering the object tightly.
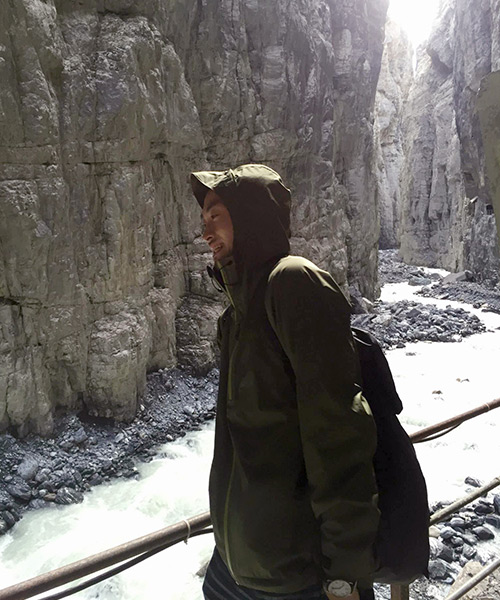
[399,0,500,282]
[0,0,388,435]
[374,20,413,249]
[452,0,500,283]
[478,71,500,249]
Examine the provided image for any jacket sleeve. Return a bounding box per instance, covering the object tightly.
[265,258,379,585]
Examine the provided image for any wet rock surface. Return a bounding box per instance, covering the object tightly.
[378,250,442,285]
[0,369,217,535]
[417,281,500,315]
[426,488,500,585]
[352,300,486,349]
[353,250,490,348]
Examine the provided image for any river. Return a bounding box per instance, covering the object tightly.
[0,282,499,599]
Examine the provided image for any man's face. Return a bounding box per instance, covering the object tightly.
[202,190,234,262]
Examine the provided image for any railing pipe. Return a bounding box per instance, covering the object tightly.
[444,556,500,600]
[0,512,211,600]
[430,476,500,525]
[410,398,500,443]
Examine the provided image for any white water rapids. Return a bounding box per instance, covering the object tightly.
[1,280,499,599]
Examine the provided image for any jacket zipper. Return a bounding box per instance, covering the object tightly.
[221,269,238,581]
[223,441,237,579]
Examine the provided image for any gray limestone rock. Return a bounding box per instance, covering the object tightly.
[374,21,413,249]
[0,0,389,433]
[54,487,84,505]
[472,526,495,541]
[175,295,224,375]
[6,483,31,503]
[443,271,474,284]
[399,0,500,283]
[428,558,453,580]
[478,71,500,250]
[16,456,40,481]
[0,0,203,434]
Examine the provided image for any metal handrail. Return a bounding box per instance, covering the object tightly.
[411,397,500,443]
[444,556,500,600]
[37,527,214,600]
[0,513,211,600]
[1,398,499,600]
[430,476,500,525]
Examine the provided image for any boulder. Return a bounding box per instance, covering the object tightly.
[54,487,84,505]
[465,476,483,488]
[443,271,474,284]
[472,526,495,541]
[474,502,494,516]
[494,494,500,515]
[484,514,500,529]
[450,517,466,530]
[6,483,31,503]
[428,558,453,580]
[16,456,40,481]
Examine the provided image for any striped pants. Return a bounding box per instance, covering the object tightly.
[202,548,375,600]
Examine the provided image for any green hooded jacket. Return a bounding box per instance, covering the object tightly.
[191,164,379,593]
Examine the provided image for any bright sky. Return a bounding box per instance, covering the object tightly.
[388,0,442,48]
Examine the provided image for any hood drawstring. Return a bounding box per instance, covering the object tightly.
[207,257,239,292]
[207,258,243,314]
[207,266,225,293]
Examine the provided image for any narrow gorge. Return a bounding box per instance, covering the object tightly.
[0,0,499,448]
[1,2,500,597]
[376,0,500,285]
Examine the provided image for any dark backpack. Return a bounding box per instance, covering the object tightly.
[352,327,429,584]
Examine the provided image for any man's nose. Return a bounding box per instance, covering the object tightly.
[203,223,213,242]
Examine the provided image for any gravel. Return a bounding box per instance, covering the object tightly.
[0,369,217,534]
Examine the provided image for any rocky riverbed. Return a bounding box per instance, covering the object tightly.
[379,249,500,314]
[352,301,486,349]
[352,250,498,349]
[426,487,500,584]
[0,370,217,536]
[1,250,500,596]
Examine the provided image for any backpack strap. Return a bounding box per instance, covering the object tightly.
[351,327,403,417]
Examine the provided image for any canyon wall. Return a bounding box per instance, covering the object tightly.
[478,71,500,249]
[374,20,413,249]
[0,0,388,435]
[399,0,500,282]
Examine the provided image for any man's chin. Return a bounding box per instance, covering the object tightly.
[213,249,226,260]
[214,254,234,268]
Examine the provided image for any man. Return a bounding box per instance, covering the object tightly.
[191,164,379,600]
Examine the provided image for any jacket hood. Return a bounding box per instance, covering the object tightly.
[191,164,291,269]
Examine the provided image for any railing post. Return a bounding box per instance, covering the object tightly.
[390,584,410,600]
